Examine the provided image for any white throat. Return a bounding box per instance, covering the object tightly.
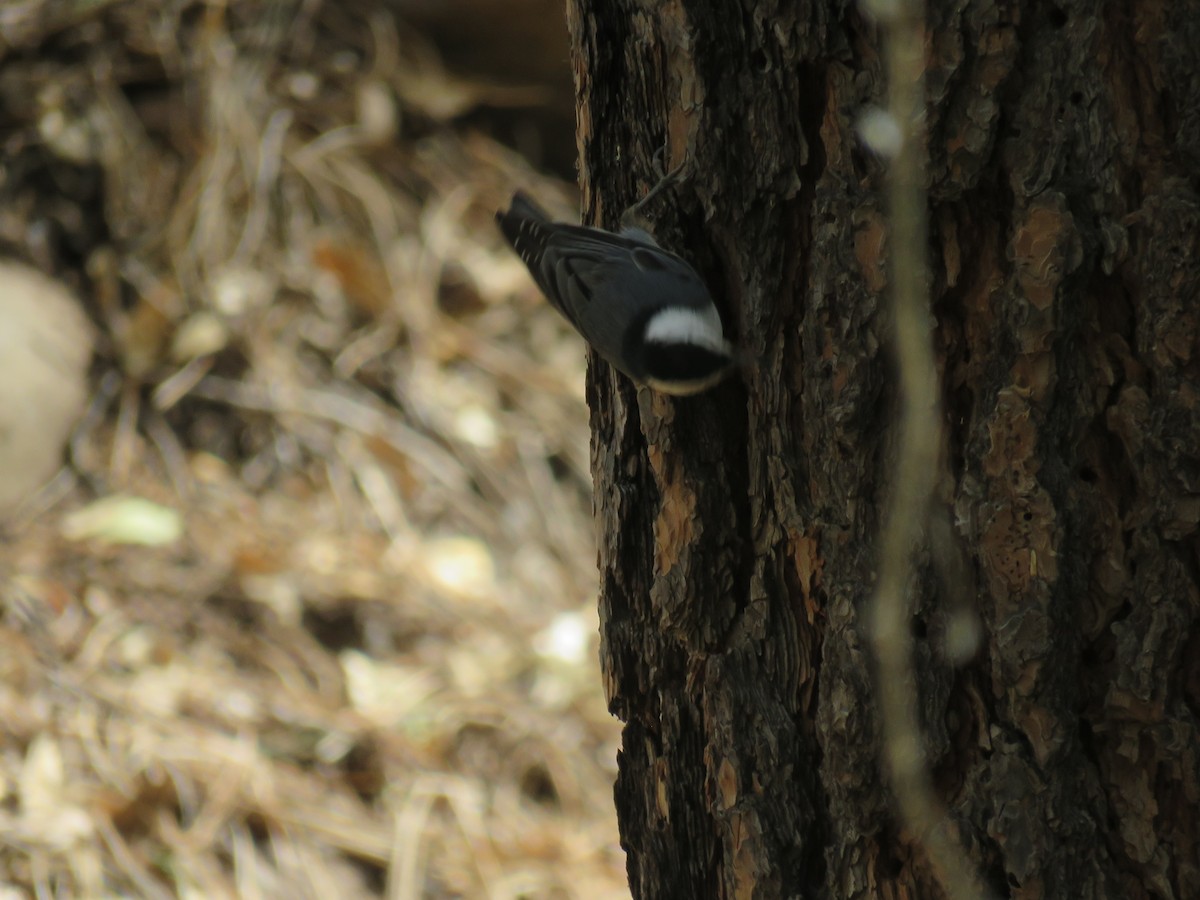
[643,306,729,354]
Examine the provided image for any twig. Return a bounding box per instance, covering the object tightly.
[867,0,992,897]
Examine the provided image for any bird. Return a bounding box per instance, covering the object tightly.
[495,189,735,395]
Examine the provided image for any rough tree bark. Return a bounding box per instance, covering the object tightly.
[565,1,1200,898]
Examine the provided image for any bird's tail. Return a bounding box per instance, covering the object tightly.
[501,191,550,223]
[495,191,554,273]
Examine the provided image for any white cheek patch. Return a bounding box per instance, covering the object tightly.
[643,306,729,355]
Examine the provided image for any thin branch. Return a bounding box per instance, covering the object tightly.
[868,1,993,897]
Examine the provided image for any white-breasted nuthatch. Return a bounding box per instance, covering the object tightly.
[495,184,735,395]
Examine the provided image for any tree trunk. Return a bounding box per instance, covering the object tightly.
[565,1,1200,898]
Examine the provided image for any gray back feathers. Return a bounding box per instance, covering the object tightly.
[495,192,714,379]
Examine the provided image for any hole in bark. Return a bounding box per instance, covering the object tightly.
[1078,466,1098,483]
[1070,91,1084,106]
[911,617,927,639]
[1049,6,1067,27]
[1022,511,1033,521]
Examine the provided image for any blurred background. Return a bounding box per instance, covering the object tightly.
[0,1,628,896]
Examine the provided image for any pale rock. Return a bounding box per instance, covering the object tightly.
[0,260,94,514]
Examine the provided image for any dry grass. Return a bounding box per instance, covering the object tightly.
[0,2,625,897]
